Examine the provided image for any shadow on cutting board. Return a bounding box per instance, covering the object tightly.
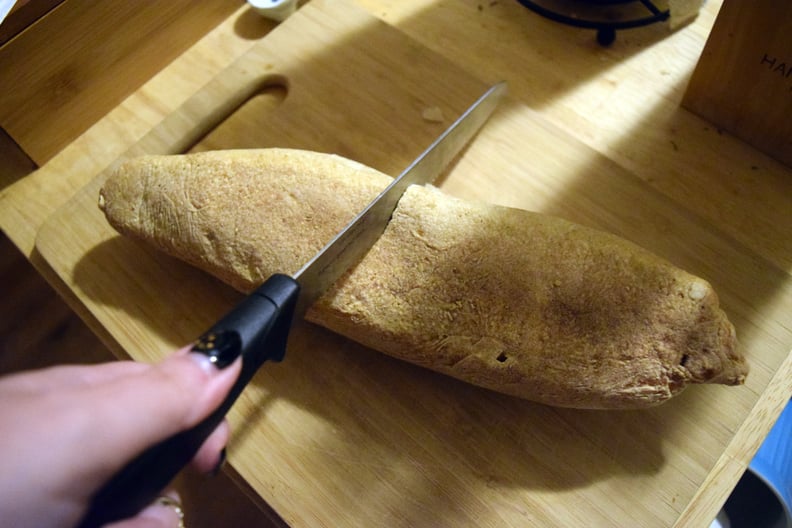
[204,323,672,526]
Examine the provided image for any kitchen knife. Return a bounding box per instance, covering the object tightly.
[78,80,507,527]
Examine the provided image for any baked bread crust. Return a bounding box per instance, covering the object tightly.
[99,148,748,409]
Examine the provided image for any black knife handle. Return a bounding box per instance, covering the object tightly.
[77,274,300,528]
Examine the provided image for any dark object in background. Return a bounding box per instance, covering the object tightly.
[722,471,787,528]
[515,0,671,46]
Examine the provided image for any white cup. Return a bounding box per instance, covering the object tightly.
[247,0,298,22]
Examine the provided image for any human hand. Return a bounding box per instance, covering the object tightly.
[0,346,241,528]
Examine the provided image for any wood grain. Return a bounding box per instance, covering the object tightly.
[31,1,792,526]
[0,0,240,164]
[353,0,792,273]
[0,0,64,46]
[683,0,792,168]
[2,0,791,526]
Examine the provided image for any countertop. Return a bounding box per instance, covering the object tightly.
[1,1,791,526]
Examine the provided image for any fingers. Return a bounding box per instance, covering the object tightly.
[190,418,230,475]
[73,347,242,479]
[0,361,149,395]
[106,490,184,528]
[0,347,241,528]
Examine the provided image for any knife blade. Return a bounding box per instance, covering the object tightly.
[78,81,506,527]
[294,80,507,318]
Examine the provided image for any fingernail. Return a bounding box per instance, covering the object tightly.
[211,448,227,477]
[152,495,184,527]
[191,330,242,369]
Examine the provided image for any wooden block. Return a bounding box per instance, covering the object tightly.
[0,0,240,165]
[683,0,792,167]
[0,0,65,47]
[0,127,36,189]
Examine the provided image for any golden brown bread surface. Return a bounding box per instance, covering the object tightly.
[99,148,748,409]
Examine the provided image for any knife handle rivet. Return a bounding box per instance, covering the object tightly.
[191,330,242,369]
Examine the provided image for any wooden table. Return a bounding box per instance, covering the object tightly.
[2,1,791,526]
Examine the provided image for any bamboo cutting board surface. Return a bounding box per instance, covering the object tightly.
[34,1,792,526]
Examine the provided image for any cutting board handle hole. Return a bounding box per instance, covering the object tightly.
[253,75,289,103]
[186,74,289,153]
[242,75,289,113]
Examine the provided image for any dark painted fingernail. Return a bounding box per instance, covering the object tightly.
[211,448,227,477]
[191,330,242,369]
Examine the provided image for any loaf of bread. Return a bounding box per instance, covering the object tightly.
[99,149,748,409]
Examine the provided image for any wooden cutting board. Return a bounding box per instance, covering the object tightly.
[35,1,792,526]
